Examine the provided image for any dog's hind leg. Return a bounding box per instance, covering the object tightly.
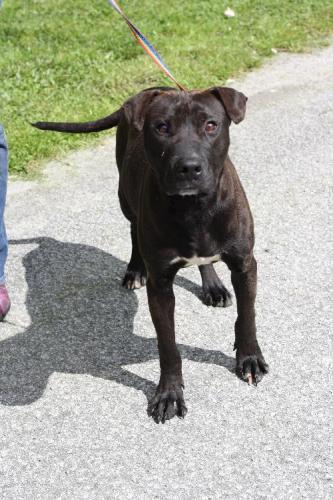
[122,222,147,290]
[117,190,147,290]
[199,264,232,307]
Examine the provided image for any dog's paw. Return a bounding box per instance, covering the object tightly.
[236,351,269,385]
[122,269,147,290]
[202,283,232,307]
[147,380,187,424]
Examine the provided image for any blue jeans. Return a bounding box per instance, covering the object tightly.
[0,125,8,285]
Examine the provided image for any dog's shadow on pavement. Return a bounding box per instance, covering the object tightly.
[1,237,235,406]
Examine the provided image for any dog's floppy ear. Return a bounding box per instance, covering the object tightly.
[210,87,247,124]
[123,89,162,131]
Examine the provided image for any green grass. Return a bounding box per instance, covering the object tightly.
[1,0,332,175]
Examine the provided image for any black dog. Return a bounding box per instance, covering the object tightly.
[32,86,268,423]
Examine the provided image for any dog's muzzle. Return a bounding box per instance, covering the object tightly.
[165,156,210,196]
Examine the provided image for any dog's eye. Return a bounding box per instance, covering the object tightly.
[205,121,218,133]
[156,123,170,135]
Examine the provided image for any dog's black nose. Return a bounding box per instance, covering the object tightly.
[176,160,202,181]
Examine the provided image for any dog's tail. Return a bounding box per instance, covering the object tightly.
[31,108,122,133]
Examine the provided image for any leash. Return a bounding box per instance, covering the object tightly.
[107,0,187,91]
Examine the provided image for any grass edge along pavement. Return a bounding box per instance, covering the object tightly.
[1,0,332,176]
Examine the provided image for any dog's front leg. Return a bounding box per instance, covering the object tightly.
[146,270,187,423]
[231,256,269,384]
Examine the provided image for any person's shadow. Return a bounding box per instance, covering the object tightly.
[1,237,235,406]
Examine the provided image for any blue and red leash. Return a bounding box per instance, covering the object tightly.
[107,0,186,91]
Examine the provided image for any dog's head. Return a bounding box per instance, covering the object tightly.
[123,86,247,197]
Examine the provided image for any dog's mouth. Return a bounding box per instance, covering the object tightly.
[165,184,210,197]
[164,173,212,199]
[166,188,201,197]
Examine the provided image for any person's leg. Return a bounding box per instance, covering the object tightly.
[0,125,10,320]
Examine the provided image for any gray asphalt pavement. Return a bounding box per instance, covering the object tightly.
[1,44,333,499]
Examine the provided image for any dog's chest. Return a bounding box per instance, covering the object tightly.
[169,224,222,268]
[170,254,221,267]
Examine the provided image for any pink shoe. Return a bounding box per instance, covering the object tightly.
[0,285,11,321]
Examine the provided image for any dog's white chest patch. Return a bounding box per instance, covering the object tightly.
[170,254,221,267]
